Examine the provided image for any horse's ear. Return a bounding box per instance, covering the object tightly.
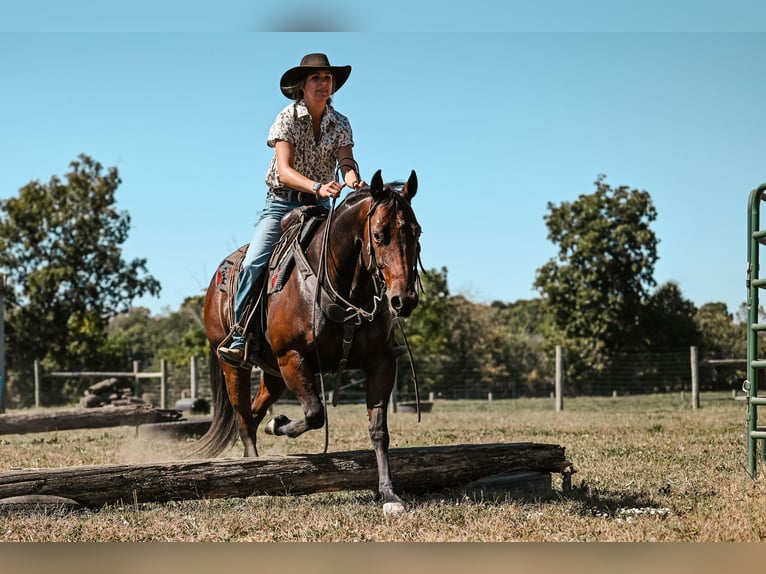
[401,170,417,201]
[370,169,385,199]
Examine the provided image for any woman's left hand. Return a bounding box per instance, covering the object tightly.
[319,181,345,199]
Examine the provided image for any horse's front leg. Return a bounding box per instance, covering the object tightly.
[367,359,405,515]
[367,404,404,514]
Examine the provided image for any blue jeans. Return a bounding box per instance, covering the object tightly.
[229,193,329,349]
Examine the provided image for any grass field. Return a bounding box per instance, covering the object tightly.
[0,393,764,542]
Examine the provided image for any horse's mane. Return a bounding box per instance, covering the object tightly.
[341,181,408,209]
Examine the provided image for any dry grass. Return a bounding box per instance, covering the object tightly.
[0,394,764,542]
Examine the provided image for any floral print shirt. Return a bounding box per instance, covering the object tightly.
[264,100,354,190]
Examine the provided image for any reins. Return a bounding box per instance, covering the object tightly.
[312,191,337,454]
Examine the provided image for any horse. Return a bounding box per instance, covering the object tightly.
[195,169,421,514]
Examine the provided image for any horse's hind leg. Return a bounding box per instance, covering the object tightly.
[264,350,324,437]
[251,371,286,431]
[220,363,259,457]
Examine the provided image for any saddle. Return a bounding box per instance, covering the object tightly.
[267,205,329,294]
[213,205,335,368]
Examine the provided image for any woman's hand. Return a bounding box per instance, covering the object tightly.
[316,180,345,199]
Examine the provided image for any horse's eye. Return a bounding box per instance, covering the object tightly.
[373,231,384,243]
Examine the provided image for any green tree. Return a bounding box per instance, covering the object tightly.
[103,306,156,367]
[695,302,745,359]
[149,295,208,367]
[441,294,496,392]
[640,281,700,350]
[490,299,554,396]
[104,296,209,406]
[398,267,453,396]
[0,154,160,404]
[402,266,451,356]
[534,174,659,383]
[694,302,747,391]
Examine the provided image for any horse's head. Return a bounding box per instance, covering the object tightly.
[365,169,421,318]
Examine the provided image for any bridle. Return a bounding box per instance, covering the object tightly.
[316,193,388,325]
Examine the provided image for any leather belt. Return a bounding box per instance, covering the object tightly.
[270,187,317,205]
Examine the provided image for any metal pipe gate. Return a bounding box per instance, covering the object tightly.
[746,184,766,477]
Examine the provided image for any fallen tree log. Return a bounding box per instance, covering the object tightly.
[136,417,212,440]
[0,405,182,435]
[0,442,573,507]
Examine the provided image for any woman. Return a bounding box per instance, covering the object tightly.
[219,53,366,365]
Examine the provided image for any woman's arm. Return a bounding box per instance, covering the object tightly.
[274,140,345,199]
[338,144,366,189]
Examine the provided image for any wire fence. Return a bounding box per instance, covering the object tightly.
[8,347,748,409]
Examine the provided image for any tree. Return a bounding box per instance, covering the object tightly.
[490,299,554,396]
[400,266,451,358]
[103,296,209,406]
[639,281,700,351]
[0,154,160,404]
[398,267,454,396]
[694,302,747,391]
[534,174,659,380]
[695,302,745,359]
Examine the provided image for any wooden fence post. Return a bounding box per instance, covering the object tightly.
[33,360,41,408]
[690,346,700,410]
[190,356,198,400]
[133,360,141,399]
[555,345,564,412]
[160,359,167,409]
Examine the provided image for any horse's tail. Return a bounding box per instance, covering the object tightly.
[187,350,238,458]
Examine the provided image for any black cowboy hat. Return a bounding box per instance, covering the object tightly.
[280,53,352,99]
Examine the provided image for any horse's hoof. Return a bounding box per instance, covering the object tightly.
[383,501,406,516]
[264,414,289,435]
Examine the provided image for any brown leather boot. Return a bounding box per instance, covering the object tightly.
[218,346,245,365]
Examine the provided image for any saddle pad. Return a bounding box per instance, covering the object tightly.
[215,246,247,293]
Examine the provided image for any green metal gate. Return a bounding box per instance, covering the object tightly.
[746,184,766,477]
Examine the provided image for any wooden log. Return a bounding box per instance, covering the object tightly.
[0,405,181,435]
[0,442,573,507]
[136,417,212,440]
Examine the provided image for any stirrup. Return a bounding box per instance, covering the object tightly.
[219,345,245,366]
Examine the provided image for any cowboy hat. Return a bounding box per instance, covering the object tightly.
[280,53,352,99]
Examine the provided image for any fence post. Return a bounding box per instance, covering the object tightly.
[33,360,41,408]
[690,346,700,410]
[133,360,141,399]
[190,356,198,400]
[555,345,564,412]
[160,359,167,409]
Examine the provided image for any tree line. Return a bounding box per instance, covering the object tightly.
[0,156,748,408]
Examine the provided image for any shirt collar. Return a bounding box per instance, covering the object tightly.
[295,100,337,125]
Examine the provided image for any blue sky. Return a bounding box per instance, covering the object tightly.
[1,2,765,316]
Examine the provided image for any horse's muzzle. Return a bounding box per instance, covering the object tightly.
[389,292,419,318]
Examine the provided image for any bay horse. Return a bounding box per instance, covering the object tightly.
[195,169,421,514]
